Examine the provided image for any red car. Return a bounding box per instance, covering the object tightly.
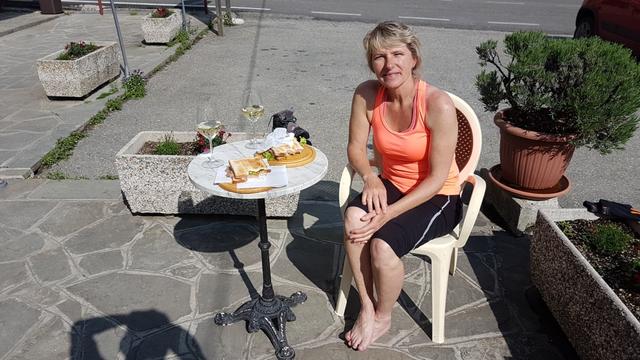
[574,0,640,56]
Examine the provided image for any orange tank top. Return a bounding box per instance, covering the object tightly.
[372,80,460,195]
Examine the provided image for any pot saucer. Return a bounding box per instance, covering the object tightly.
[488,164,571,201]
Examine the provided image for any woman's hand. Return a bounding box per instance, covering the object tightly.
[347,211,390,244]
[361,174,388,215]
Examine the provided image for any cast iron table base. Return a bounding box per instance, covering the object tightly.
[213,199,306,359]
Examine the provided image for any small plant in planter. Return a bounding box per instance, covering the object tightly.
[137,129,230,155]
[476,31,640,197]
[557,219,639,317]
[151,7,173,18]
[532,210,640,359]
[56,41,101,60]
[142,7,182,44]
[37,41,120,98]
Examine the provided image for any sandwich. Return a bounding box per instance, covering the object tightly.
[260,138,305,160]
[227,157,271,183]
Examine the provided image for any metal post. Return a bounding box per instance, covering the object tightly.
[225,0,231,18]
[257,199,274,300]
[108,0,129,78]
[180,0,187,30]
[215,0,223,36]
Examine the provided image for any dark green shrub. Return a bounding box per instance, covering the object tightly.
[476,32,640,154]
[56,42,100,60]
[154,133,180,155]
[123,70,146,99]
[588,223,633,255]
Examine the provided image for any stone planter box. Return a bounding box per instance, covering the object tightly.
[36,41,120,98]
[115,131,299,217]
[531,209,640,360]
[142,12,182,44]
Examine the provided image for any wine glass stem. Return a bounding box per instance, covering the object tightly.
[252,120,257,144]
[208,138,213,162]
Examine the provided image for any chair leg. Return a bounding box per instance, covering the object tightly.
[431,247,454,343]
[449,248,458,276]
[335,261,353,317]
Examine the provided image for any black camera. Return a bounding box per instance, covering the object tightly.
[270,109,312,145]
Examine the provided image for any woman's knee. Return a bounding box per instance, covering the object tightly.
[370,239,400,269]
[344,206,367,233]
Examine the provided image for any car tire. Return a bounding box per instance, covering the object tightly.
[574,15,595,38]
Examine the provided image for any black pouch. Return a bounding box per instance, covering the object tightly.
[584,199,640,222]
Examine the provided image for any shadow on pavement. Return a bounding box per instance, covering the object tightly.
[70,310,204,359]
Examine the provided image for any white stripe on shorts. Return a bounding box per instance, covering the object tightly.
[411,195,451,251]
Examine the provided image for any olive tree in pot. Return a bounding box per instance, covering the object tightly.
[476,31,640,199]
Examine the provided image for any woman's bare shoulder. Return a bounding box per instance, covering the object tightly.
[426,85,455,116]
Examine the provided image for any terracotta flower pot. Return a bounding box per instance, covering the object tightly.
[495,109,575,190]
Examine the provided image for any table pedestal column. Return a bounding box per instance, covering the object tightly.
[214,199,306,360]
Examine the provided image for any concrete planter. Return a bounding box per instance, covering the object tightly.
[142,12,182,44]
[115,131,299,217]
[36,41,120,98]
[531,209,640,360]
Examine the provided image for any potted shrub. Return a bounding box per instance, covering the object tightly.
[476,31,640,198]
[141,7,182,44]
[115,131,300,217]
[532,209,640,359]
[37,41,120,98]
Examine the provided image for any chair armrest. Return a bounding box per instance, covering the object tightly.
[339,164,356,219]
[455,174,486,249]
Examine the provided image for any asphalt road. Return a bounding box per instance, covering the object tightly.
[54,0,582,35]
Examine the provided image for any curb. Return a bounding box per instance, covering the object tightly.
[0,10,64,37]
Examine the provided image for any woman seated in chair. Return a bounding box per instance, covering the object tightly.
[344,21,462,351]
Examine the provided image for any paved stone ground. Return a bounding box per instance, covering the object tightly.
[0,179,578,359]
[0,9,205,177]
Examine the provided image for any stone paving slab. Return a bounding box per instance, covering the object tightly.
[0,10,206,175]
[0,179,579,359]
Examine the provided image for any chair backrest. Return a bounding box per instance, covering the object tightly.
[445,91,482,186]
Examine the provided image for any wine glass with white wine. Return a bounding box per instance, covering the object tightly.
[196,104,225,169]
[241,89,265,149]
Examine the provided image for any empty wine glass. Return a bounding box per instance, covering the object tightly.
[241,88,265,149]
[196,104,224,169]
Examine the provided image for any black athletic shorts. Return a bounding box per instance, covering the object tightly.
[347,177,462,258]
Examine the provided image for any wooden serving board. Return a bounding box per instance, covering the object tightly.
[218,182,271,194]
[267,145,316,168]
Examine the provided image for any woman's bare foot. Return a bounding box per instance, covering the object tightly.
[367,313,392,349]
[345,307,375,350]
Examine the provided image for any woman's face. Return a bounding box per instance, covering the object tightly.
[371,43,417,89]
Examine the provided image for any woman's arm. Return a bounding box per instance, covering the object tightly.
[349,89,458,242]
[347,81,388,215]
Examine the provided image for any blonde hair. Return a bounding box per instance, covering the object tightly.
[363,21,422,75]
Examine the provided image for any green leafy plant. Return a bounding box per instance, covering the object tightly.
[41,131,86,166]
[476,31,640,154]
[151,7,173,18]
[588,223,633,255]
[105,97,123,111]
[99,174,119,180]
[97,86,118,100]
[56,42,100,60]
[154,133,181,155]
[223,12,235,26]
[123,69,146,99]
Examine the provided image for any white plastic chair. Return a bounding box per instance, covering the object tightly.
[334,92,486,344]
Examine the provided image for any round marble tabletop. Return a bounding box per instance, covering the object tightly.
[188,140,328,200]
